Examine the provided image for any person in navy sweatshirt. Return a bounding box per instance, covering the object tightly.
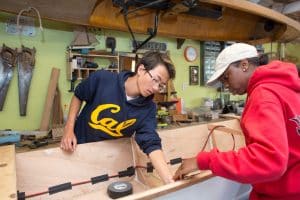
[61,51,176,184]
[174,43,300,199]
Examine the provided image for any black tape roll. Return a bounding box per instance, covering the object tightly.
[107,181,133,199]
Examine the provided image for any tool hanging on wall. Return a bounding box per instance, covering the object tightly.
[0,44,18,111]
[71,26,99,46]
[16,6,45,42]
[106,37,116,54]
[68,71,77,92]
[17,45,36,116]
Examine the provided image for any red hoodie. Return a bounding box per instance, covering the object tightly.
[197,61,300,199]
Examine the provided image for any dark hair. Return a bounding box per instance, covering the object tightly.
[135,51,176,79]
[231,54,269,67]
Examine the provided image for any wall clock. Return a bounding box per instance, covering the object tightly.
[184,46,197,62]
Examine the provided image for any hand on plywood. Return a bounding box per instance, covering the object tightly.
[60,128,77,152]
[173,157,198,181]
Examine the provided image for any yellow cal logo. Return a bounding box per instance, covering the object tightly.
[88,104,136,137]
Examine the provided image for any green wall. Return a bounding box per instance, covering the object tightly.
[0,12,217,130]
[264,42,300,64]
[2,11,298,131]
[0,13,74,130]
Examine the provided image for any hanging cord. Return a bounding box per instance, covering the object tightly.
[16,6,45,42]
[176,125,237,180]
[200,125,236,152]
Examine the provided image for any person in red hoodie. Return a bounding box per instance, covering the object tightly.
[174,43,300,200]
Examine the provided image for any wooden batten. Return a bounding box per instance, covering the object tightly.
[120,171,214,200]
[39,68,60,131]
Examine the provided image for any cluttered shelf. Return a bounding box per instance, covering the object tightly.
[66,47,120,92]
[67,49,119,80]
[71,52,119,59]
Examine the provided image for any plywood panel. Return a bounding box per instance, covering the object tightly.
[13,119,245,200]
[16,139,135,199]
[132,119,245,189]
[0,145,17,200]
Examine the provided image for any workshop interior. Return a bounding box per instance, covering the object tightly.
[0,0,300,199]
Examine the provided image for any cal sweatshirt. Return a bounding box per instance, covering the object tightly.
[197,61,300,199]
[74,70,161,154]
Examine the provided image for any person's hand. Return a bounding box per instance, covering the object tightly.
[173,157,198,180]
[60,128,77,152]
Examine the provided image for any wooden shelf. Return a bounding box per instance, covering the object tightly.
[71,53,118,59]
[66,49,120,81]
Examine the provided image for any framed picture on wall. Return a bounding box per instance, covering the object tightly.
[189,66,199,85]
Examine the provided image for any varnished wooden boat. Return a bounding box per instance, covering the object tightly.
[0,0,299,43]
[1,119,247,199]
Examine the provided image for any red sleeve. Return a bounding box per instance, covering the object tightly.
[197,89,289,184]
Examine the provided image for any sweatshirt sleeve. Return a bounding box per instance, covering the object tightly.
[197,88,289,184]
[74,70,102,103]
[134,104,162,155]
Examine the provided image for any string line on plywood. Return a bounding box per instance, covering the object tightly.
[17,125,237,199]
[17,160,182,199]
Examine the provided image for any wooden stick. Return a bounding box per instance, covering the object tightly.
[120,171,214,200]
[39,68,60,131]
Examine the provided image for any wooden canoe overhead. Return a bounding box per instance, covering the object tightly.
[0,0,300,43]
[89,0,300,43]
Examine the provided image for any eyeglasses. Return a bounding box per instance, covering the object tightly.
[146,70,166,90]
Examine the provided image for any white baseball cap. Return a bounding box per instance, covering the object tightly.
[206,43,258,86]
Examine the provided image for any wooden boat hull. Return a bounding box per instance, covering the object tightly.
[1,119,246,199]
